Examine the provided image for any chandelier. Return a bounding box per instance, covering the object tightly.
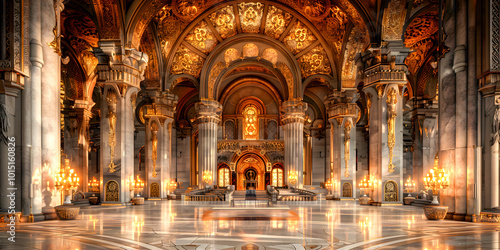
[404,176,416,193]
[54,158,80,204]
[358,175,373,196]
[423,155,449,204]
[130,175,145,192]
[288,170,298,185]
[88,177,99,192]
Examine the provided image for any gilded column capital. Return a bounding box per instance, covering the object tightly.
[281,100,308,125]
[325,90,360,123]
[194,99,222,124]
[94,43,149,91]
[140,92,178,126]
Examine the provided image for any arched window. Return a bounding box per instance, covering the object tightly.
[272,167,283,187]
[218,166,230,187]
[243,105,258,140]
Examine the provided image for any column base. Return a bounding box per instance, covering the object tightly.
[452,213,466,221]
[445,212,454,220]
[20,213,45,222]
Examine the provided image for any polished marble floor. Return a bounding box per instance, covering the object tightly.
[1,200,499,249]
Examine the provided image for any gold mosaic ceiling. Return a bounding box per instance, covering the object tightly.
[163,1,356,82]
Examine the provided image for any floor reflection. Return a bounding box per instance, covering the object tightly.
[0,200,499,249]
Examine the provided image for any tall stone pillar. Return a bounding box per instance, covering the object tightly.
[411,101,438,192]
[282,100,307,188]
[362,55,406,205]
[27,0,44,220]
[94,42,148,203]
[325,91,359,199]
[141,91,176,198]
[40,0,63,217]
[195,100,222,189]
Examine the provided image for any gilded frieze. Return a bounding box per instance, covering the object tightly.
[298,0,330,20]
[171,45,204,78]
[264,6,292,39]
[381,0,407,41]
[261,48,278,65]
[209,5,237,39]
[386,88,397,173]
[173,0,205,19]
[298,45,331,78]
[325,6,348,53]
[276,62,293,98]
[283,21,316,54]
[157,6,185,57]
[342,28,365,88]
[185,20,218,54]
[208,62,226,99]
[238,2,264,33]
[141,29,160,88]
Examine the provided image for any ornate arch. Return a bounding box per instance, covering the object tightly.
[161,1,341,99]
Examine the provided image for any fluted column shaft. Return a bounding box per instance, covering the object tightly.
[282,100,307,188]
[195,100,222,189]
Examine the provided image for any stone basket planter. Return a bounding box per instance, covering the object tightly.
[55,205,80,220]
[359,196,371,205]
[403,196,416,205]
[423,205,448,220]
[132,197,144,205]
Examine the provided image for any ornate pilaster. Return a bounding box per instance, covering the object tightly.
[140,91,177,198]
[195,99,222,188]
[95,42,148,204]
[325,90,359,199]
[361,50,406,205]
[281,100,307,188]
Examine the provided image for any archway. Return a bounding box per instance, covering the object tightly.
[235,153,267,190]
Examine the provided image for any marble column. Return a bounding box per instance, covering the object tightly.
[282,100,307,188]
[28,0,44,220]
[94,43,148,203]
[411,103,438,192]
[325,90,359,199]
[40,0,63,217]
[361,56,406,205]
[195,100,222,189]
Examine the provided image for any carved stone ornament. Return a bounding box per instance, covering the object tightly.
[105,180,119,201]
[106,90,118,173]
[492,105,500,146]
[381,0,407,41]
[384,180,398,202]
[151,122,159,178]
[0,104,9,144]
[343,119,351,178]
[342,182,352,197]
[386,88,398,173]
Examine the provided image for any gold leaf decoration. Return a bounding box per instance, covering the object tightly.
[297,45,331,78]
[276,62,293,99]
[283,21,317,54]
[242,43,259,57]
[224,48,240,65]
[264,6,292,39]
[342,28,365,88]
[238,2,263,33]
[381,0,407,41]
[209,5,237,39]
[261,48,278,65]
[207,62,226,100]
[171,45,204,78]
[185,20,218,54]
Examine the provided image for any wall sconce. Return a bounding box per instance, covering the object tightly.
[288,170,298,185]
